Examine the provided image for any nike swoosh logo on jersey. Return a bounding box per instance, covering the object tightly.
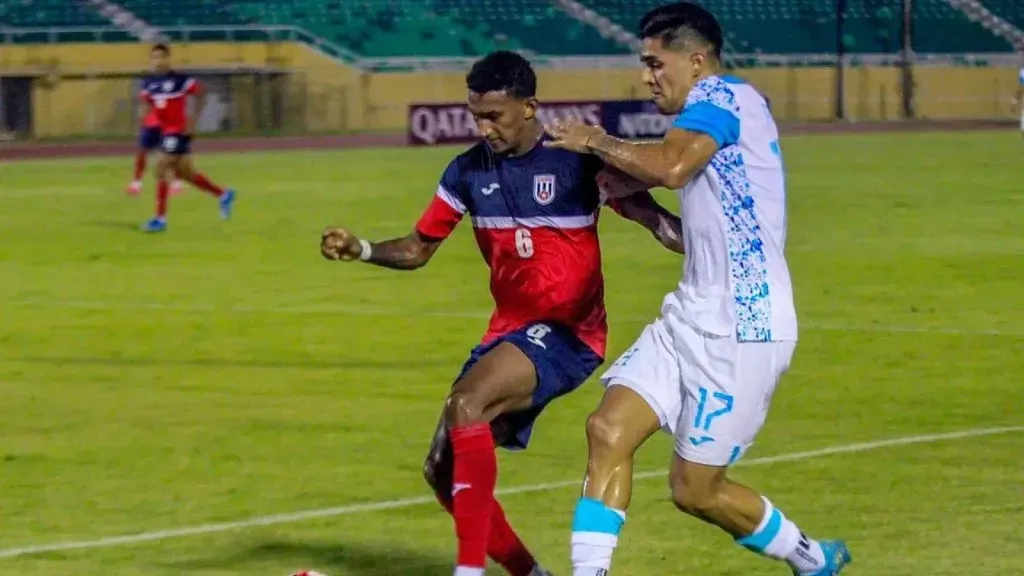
[688,435,715,446]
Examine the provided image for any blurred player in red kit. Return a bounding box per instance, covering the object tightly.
[320,51,684,576]
[125,104,183,197]
[139,44,236,233]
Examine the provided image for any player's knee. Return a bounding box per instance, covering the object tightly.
[585,410,626,456]
[444,390,486,427]
[669,469,723,517]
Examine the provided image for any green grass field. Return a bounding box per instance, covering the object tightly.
[1,131,1022,576]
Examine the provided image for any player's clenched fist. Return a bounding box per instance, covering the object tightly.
[321,227,362,261]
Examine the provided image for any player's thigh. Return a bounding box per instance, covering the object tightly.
[600,317,684,435]
[587,384,662,456]
[447,341,538,423]
[155,152,175,177]
[674,329,796,466]
[175,151,196,177]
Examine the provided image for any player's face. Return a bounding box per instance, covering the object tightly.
[150,49,171,74]
[467,90,535,154]
[640,37,709,114]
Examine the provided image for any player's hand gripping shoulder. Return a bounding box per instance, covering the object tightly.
[545,116,718,190]
[320,227,441,270]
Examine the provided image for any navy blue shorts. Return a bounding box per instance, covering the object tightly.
[455,322,603,451]
[160,133,191,156]
[139,126,163,150]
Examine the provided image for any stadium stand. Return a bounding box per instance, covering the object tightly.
[0,0,117,43]
[0,0,109,27]
[430,0,625,55]
[2,0,1016,55]
[574,0,1014,53]
[111,0,623,56]
[114,0,244,28]
[981,0,1024,29]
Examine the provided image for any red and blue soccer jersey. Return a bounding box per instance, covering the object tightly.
[140,72,197,134]
[416,137,610,358]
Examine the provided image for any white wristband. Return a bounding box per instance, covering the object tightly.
[358,238,372,261]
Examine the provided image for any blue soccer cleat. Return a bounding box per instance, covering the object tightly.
[142,216,167,233]
[800,540,852,576]
[219,188,236,220]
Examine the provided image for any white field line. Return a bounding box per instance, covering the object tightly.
[0,425,1021,560]
[5,298,1023,337]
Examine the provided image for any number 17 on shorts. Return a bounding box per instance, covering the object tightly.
[600,318,796,468]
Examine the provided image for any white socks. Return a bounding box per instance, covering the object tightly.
[570,497,626,576]
[736,497,827,575]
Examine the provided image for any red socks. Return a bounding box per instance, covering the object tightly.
[450,423,498,570]
[435,493,537,576]
[488,499,538,576]
[134,151,147,180]
[156,180,169,217]
[187,173,224,197]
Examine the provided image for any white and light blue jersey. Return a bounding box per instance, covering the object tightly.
[661,74,797,343]
[1018,66,1023,86]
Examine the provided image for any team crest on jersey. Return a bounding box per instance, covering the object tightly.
[162,80,174,92]
[533,174,556,205]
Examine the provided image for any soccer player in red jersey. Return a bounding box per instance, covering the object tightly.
[320,51,684,576]
[125,106,182,197]
[139,44,236,233]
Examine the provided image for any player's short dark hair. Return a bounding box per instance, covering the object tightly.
[466,50,537,99]
[640,2,723,60]
[152,43,170,55]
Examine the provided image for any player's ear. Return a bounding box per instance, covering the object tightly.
[691,51,708,77]
[523,97,539,121]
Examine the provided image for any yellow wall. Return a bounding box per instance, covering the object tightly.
[1,41,364,136]
[1,41,1018,137]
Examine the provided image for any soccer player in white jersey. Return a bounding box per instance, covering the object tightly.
[544,3,851,575]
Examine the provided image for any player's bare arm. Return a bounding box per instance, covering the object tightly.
[597,167,684,253]
[611,192,685,254]
[320,227,442,270]
[546,118,717,190]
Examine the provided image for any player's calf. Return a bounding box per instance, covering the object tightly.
[571,386,659,576]
[442,343,538,576]
[668,461,760,530]
[422,414,545,576]
[669,457,847,576]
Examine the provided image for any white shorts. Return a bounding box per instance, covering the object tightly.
[600,317,796,467]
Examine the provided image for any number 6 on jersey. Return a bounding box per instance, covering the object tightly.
[515,227,534,258]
